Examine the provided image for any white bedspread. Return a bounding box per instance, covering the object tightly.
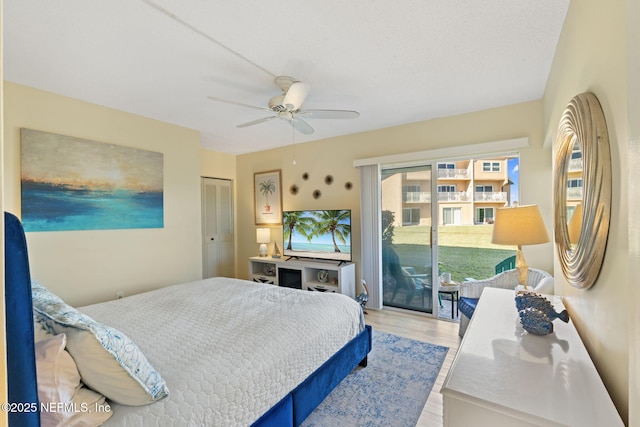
[78,277,364,426]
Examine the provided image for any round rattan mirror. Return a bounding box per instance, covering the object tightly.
[553,92,611,289]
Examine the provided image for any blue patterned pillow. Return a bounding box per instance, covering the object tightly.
[32,280,168,406]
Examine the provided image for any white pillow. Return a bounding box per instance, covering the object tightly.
[534,277,555,295]
[36,334,113,427]
[32,280,169,406]
[63,387,113,427]
[36,334,81,404]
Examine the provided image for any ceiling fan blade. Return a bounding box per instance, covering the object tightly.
[289,116,315,134]
[207,96,271,112]
[283,82,310,111]
[298,109,360,119]
[237,116,277,128]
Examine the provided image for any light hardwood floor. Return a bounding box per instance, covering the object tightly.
[363,308,461,427]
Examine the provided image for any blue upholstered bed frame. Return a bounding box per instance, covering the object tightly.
[253,325,372,427]
[5,212,40,426]
[5,211,371,427]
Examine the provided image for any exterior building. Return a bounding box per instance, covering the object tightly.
[382,157,515,227]
[566,141,583,214]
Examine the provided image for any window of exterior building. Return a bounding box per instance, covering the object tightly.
[482,161,501,172]
[402,208,421,225]
[438,185,456,192]
[476,207,495,224]
[438,163,456,169]
[568,178,583,188]
[443,207,462,225]
[475,184,493,192]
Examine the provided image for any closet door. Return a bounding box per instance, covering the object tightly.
[202,178,234,278]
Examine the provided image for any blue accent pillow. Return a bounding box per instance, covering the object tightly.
[458,296,479,319]
[32,280,169,406]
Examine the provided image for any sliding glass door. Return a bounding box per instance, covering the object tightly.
[379,155,520,319]
[381,164,437,314]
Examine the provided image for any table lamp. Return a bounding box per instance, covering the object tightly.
[256,228,270,257]
[491,205,550,289]
[568,203,583,245]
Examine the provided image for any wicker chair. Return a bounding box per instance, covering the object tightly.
[458,268,552,337]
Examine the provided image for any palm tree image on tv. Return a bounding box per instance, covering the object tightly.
[313,210,351,253]
[283,210,352,261]
[283,211,316,250]
[259,179,276,212]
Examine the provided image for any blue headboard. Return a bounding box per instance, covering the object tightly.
[5,212,40,426]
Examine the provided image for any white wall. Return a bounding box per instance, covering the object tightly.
[544,0,629,421]
[3,82,204,306]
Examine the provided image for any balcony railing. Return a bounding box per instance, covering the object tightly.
[567,187,583,200]
[403,192,431,203]
[438,192,471,202]
[438,169,470,179]
[569,158,583,172]
[474,192,508,202]
[405,191,509,203]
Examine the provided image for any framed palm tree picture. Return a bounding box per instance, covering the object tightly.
[254,169,282,225]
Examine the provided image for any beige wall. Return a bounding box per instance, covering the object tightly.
[0,0,7,422]
[628,0,640,424]
[544,0,629,421]
[200,148,236,180]
[3,82,204,306]
[235,100,553,289]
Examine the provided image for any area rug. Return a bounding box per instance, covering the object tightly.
[302,330,449,427]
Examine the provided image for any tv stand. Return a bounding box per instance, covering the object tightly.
[248,256,356,298]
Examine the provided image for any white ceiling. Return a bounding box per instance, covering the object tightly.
[3,0,570,155]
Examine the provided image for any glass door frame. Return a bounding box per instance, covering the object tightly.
[380,162,440,318]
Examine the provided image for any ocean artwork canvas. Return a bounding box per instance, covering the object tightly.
[21,129,164,232]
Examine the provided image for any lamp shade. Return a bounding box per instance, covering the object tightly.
[256,228,271,244]
[491,205,550,246]
[568,204,583,245]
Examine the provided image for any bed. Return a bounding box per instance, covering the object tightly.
[5,212,372,427]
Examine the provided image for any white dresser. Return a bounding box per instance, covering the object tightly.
[441,287,623,426]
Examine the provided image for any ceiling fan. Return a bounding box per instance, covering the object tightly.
[208,76,360,134]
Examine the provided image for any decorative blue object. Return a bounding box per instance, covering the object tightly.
[515,292,569,335]
[518,308,555,335]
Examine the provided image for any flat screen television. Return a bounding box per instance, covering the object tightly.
[283,209,351,262]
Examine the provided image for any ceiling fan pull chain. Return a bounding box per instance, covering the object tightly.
[292,118,297,166]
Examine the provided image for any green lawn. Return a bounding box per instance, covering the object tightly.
[391,225,516,282]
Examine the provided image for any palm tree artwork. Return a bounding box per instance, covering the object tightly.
[258,179,276,212]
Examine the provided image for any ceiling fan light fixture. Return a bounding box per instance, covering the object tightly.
[268,95,286,111]
[208,75,359,134]
[283,81,310,111]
